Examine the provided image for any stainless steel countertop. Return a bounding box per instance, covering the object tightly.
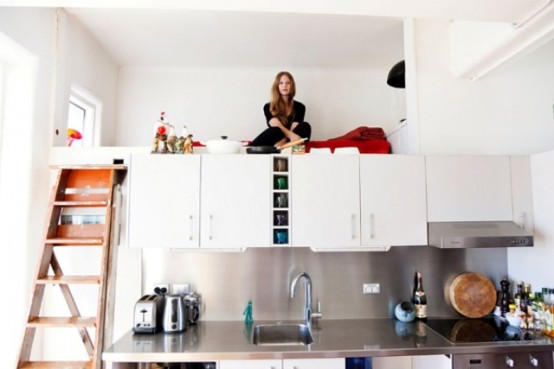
[103,319,554,363]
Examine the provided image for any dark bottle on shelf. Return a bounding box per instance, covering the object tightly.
[500,280,511,317]
[413,272,427,320]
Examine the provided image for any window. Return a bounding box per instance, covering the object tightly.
[66,84,102,147]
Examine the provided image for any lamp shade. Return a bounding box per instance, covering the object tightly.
[387,60,405,88]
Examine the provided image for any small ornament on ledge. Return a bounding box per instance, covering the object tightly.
[179,125,194,154]
[184,134,194,154]
[151,112,175,154]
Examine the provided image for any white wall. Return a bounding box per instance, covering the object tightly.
[0,8,56,368]
[115,66,406,145]
[52,9,120,146]
[508,150,554,288]
[413,19,554,155]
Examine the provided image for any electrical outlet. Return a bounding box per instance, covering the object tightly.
[363,283,380,294]
[172,283,190,295]
[153,283,169,295]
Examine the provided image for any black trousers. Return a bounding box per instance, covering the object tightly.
[250,122,311,146]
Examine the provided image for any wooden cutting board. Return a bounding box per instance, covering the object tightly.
[449,272,497,318]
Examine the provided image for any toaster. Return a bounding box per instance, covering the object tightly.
[133,294,164,334]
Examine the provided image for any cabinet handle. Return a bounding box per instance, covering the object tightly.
[351,214,356,239]
[370,213,375,239]
[209,214,213,240]
[188,214,193,241]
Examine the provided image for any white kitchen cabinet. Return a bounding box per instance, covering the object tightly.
[290,155,361,248]
[200,154,271,248]
[360,155,427,246]
[372,356,412,369]
[426,155,513,221]
[220,358,344,369]
[220,359,282,369]
[412,355,451,369]
[128,154,201,248]
[283,358,344,369]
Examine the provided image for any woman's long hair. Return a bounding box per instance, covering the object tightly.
[270,71,296,125]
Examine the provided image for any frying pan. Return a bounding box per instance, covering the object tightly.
[246,146,281,154]
[246,138,307,154]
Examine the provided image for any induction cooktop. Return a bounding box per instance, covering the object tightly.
[424,317,535,343]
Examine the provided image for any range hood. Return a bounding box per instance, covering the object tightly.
[428,221,533,248]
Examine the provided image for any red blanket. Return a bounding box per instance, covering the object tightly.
[330,126,385,141]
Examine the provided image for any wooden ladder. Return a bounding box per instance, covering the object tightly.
[17,165,126,369]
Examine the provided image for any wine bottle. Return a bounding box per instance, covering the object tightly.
[514,282,523,308]
[413,272,428,320]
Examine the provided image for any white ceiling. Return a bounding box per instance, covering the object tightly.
[5,0,547,69]
[66,9,405,69]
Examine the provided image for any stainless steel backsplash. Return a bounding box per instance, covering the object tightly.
[141,246,507,321]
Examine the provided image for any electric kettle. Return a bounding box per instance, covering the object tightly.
[162,294,186,333]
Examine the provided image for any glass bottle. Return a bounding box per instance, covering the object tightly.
[520,284,530,314]
[413,272,427,320]
[514,282,523,309]
[542,287,550,305]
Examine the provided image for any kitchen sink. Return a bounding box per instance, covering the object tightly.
[252,323,314,346]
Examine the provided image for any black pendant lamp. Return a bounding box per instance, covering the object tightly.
[387,60,405,88]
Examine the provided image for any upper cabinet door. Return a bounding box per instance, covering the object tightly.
[200,155,271,248]
[426,155,512,221]
[360,155,427,246]
[128,154,201,248]
[291,155,361,248]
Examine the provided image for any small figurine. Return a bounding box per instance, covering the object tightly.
[151,112,175,153]
[175,136,186,154]
[243,300,253,325]
[184,134,194,154]
[167,134,178,154]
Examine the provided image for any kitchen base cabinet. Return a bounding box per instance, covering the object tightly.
[283,358,344,369]
[412,355,451,369]
[372,356,412,369]
[220,359,282,369]
[372,355,451,369]
[220,358,344,369]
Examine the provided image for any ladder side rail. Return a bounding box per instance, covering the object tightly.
[17,169,66,366]
[92,170,118,369]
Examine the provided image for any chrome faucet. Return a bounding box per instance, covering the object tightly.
[290,272,313,324]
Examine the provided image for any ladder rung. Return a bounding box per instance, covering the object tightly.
[28,317,97,328]
[37,276,101,285]
[18,361,93,369]
[54,200,110,207]
[46,238,103,246]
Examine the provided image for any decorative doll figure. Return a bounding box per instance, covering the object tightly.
[151,112,174,153]
[184,134,194,154]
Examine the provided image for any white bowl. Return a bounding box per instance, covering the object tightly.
[201,137,243,154]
